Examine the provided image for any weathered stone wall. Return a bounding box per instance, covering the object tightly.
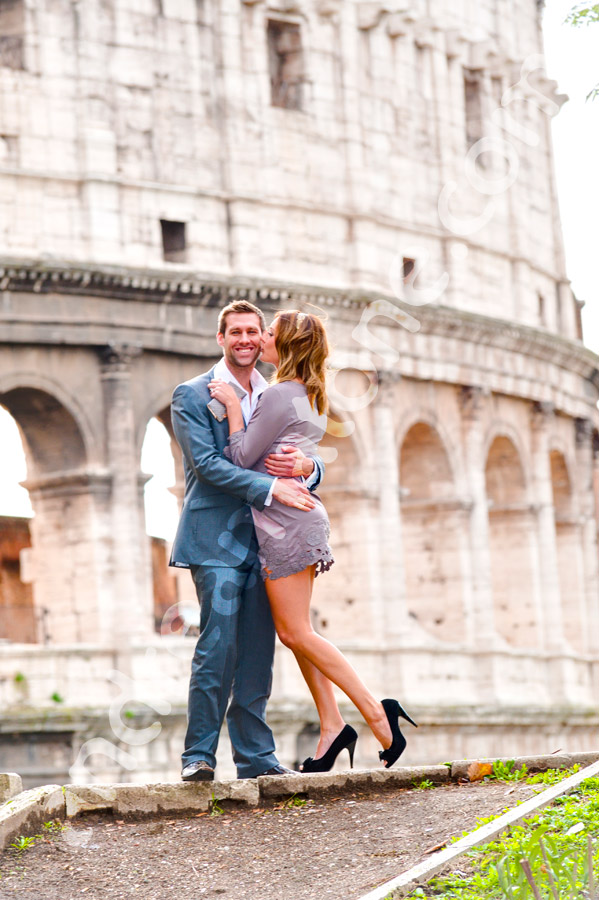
[0,0,577,334]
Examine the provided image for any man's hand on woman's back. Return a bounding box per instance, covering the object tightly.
[272,478,316,510]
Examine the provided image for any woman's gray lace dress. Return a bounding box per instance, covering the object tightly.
[224,381,334,581]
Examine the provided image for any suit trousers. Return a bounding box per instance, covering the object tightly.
[183,559,279,778]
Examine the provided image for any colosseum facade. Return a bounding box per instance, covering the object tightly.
[0,0,598,783]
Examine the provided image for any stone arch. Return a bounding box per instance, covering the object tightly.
[550,449,585,652]
[396,409,459,493]
[399,420,454,501]
[0,370,99,471]
[0,383,104,644]
[399,421,465,642]
[485,433,537,648]
[0,387,87,478]
[484,422,532,501]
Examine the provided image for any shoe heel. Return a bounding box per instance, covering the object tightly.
[398,703,418,729]
[347,739,357,769]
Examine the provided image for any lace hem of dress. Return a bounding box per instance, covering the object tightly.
[257,521,335,581]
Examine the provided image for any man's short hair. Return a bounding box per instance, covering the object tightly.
[218,300,266,334]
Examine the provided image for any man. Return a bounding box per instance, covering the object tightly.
[170,300,323,781]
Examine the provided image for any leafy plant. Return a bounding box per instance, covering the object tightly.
[209,793,224,817]
[50,692,64,704]
[492,759,528,782]
[10,835,36,853]
[41,820,65,833]
[13,672,26,683]
[527,764,581,787]
[412,778,435,791]
[275,793,308,810]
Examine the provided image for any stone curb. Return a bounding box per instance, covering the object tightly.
[357,757,599,900]
[2,750,598,851]
[0,785,64,851]
[63,779,260,818]
[0,773,22,804]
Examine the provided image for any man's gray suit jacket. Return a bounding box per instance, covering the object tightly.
[169,367,274,570]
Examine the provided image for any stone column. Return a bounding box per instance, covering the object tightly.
[100,345,154,653]
[22,470,112,644]
[575,418,599,655]
[530,402,566,653]
[458,386,496,643]
[373,371,411,645]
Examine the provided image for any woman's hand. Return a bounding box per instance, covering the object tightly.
[208,380,240,408]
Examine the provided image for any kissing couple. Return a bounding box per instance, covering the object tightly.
[170,299,416,781]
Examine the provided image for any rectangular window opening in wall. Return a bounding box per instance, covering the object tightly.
[491,75,503,109]
[464,69,483,148]
[267,19,304,111]
[160,220,187,264]
[402,257,416,283]
[0,0,25,70]
[538,292,546,327]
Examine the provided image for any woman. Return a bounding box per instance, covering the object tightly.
[208,310,416,771]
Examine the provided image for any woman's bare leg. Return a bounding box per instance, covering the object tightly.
[265,568,392,749]
[290,566,345,758]
[292,649,346,758]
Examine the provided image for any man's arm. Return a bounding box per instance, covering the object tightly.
[172,384,314,510]
[172,383,273,509]
[264,447,325,491]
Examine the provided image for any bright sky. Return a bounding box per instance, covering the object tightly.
[542,0,599,351]
[0,1,597,537]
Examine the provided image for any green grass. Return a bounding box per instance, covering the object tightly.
[410,770,599,899]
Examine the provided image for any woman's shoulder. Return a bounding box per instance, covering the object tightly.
[263,381,306,401]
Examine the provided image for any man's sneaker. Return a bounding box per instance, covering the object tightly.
[181,760,215,782]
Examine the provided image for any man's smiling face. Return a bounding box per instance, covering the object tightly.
[217,312,263,371]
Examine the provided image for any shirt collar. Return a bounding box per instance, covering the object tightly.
[213,357,268,395]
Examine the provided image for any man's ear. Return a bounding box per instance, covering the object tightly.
[216,331,225,348]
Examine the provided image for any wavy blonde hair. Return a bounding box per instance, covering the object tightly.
[272,310,329,415]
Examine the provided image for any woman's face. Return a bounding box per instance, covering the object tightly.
[260,318,279,366]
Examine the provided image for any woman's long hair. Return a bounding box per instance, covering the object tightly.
[272,310,329,415]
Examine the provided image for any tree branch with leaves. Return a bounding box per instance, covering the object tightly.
[565,3,599,99]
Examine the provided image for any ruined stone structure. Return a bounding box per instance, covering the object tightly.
[1,0,599,784]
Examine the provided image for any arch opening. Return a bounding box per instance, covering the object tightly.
[486,435,537,648]
[141,412,192,635]
[400,422,464,642]
[550,449,585,653]
[313,410,371,643]
[0,387,94,644]
[0,405,35,642]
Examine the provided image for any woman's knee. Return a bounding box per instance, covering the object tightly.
[276,626,312,652]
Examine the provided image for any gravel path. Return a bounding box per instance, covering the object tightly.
[0,780,538,900]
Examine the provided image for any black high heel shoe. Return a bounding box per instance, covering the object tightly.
[300,724,358,773]
[378,698,418,769]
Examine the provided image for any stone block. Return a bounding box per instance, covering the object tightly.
[0,773,22,803]
[257,764,451,800]
[65,779,260,818]
[451,753,573,781]
[569,751,599,768]
[0,785,64,850]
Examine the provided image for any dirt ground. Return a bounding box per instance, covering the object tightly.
[0,779,538,900]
